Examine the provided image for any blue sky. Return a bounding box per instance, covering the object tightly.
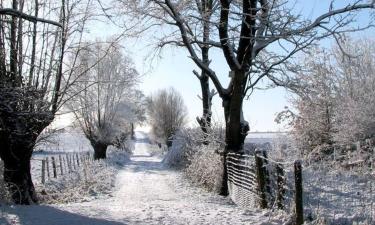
[85,0,374,132]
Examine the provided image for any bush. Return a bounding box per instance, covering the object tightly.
[184,143,224,193]
[163,128,225,192]
[162,129,200,168]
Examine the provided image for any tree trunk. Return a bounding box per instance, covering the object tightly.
[131,123,135,140]
[219,70,250,196]
[92,142,108,160]
[166,137,173,148]
[3,154,38,204]
[0,105,52,204]
[0,127,44,204]
[226,70,249,151]
[196,73,213,145]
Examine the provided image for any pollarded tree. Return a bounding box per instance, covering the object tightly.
[147,88,187,147]
[68,40,143,159]
[127,0,375,195]
[0,0,96,204]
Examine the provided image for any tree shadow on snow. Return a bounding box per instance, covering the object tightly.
[0,205,128,225]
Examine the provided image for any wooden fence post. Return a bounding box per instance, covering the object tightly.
[62,156,66,172]
[41,159,46,184]
[276,163,285,209]
[66,154,71,173]
[76,153,80,167]
[59,155,64,175]
[72,154,76,170]
[294,160,304,225]
[51,156,57,178]
[255,150,268,208]
[262,151,272,201]
[46,157,50,178]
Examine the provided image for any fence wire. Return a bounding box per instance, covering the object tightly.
[226,150,375,224]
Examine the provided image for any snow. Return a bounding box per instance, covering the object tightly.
[0,131,288,225]
[35,129,92,153]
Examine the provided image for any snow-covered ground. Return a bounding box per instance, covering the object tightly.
[0,132,288,225]
[35,129,92,153]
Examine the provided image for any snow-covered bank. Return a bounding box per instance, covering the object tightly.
[0,131,288,225]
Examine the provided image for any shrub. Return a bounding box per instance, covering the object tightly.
[184,143,224,193]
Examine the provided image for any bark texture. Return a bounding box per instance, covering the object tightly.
[0,105,52,204]
[90,141,108,160]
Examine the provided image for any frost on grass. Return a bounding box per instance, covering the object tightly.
[36,148,130,204]
[302,164,375,225]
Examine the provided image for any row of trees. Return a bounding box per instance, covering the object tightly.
[277,39,375,157]
[1,0,374,204]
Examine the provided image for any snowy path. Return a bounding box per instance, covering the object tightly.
[1,132,285,225]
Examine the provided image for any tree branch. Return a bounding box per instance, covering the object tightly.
[0,8,62,27]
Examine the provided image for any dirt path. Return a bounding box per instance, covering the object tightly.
[0,132,286,225]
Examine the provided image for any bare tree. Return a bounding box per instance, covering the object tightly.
[0,0,106,204]
[120,0,219,139]
[147,88,187,147]
[68,40,143,159]
[126,0,374,195]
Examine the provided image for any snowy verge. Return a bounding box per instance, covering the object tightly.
[36,147,130,204]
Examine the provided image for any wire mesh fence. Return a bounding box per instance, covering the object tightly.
[226,149,375,224]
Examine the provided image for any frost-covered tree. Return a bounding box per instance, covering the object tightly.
[280,49,337,156]
[0,0,95,204]
[118,0,218,136]
[278,39,375,157]
[68,40,144,159]
[126,0,375,195]
[333,39,375,144]
[147,88,187,147]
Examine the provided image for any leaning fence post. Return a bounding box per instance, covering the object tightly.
[255,150,268,208]
[276,163,285,209]
[41,159,46,184]
[294,160,304,225]
[59,155,64,175]
[51,156,57,178]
